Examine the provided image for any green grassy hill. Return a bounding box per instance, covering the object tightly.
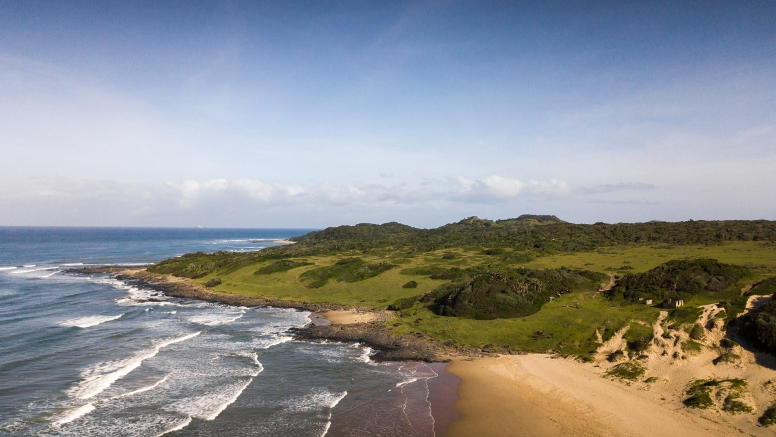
[147,216,776,359]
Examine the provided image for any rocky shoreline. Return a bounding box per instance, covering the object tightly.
[68,266,474,362]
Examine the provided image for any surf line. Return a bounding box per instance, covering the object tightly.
[70,331,201,400]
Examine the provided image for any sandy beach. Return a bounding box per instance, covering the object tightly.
[446,352,776,437]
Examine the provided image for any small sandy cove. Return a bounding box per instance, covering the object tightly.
[446,303,776,437]
[317,309,392,324]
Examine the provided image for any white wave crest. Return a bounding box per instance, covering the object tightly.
[189,309,245,326]
[154,416,192,437]
[61,314,124,329]
[51,403,95,427]
[173,378,253,421]
[396,377,418,388]
[109,374,172,400]
[0,266,17,271]
[69,332,201,400]
[357,346,373,363]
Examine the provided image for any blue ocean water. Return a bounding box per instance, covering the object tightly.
[0,228,440,437]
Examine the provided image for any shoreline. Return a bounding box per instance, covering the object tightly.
[70,266,464,436]
[446,353,776,437]
[71,266,464,362]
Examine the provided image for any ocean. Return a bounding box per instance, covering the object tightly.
[0,227,451,437]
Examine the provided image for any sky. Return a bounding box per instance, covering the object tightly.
[1,0,774,228]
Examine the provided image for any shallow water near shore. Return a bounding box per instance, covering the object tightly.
[0,227,452,436]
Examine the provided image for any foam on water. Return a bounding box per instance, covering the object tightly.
[108,374,171,400]
[189,308,245,326]
[154,416,192,437]
[51,403,95,427]
[172,378,254,421]
[0,266,17,271]
[60,314,124,328]
[69,332,201,400]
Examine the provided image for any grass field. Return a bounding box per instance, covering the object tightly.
[181,241,776,357]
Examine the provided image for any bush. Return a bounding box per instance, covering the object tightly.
[749,277,776,296]
[605,361,646,381]
[300,258,393,288]
[204,278,222,287]
[624,324,654,352]
[683,339,703,354]
[759,405,776,426]
[255,259,312,275]
[606,259,750,304]
[388,295,419,311]
[739,300,776,354]
[683,392,714,409]
[712,352,741,365]
[402,280,418,288]
[689,323,706,341]
[722,396,753,414]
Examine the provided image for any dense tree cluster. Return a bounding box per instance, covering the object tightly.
[606,259,751,303]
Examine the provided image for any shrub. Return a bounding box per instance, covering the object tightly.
[740,299,776,354]
[683,339,703,354]
[689,323,706,341]
[204,278,222,287]
[712,352,741,365]
[388,296,419,311]
[255,259,312,275]
[300,258,393,288]
[759,405,776,426]
[722,396,753,414]
[606,259,750,304]
[402,280,418,288]
[605,361,646,381]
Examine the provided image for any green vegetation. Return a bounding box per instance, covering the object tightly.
[606,259,750,304]
[429,267,605,320]
[689,323,706,341]
[683,339,703,354]
[759,405,776,426]
[145,216,776,358]
[684,378,748,411]
[739,299,776,354]
[605,361,646,381]
[623,323,654,352]
[255,259,312,275]
[204,278,222,287]
[749,277,776,295]
[712,352,741,365]
[299,258,393,288]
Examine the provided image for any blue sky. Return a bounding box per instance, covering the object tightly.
[1,1,774,227]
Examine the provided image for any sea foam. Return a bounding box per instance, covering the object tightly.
[61,314,124,329]
[51,403,95,427]
[69,332,201,400]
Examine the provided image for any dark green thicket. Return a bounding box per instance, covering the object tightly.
[254,259,312,275]
[289,216,776,255]
[402,280,418,289]
[606,259,750,304]
[739,299,776,354]
[430,267,605,320]
[299,258,393,288]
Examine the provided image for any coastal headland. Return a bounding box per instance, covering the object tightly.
[74,216,776,434]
